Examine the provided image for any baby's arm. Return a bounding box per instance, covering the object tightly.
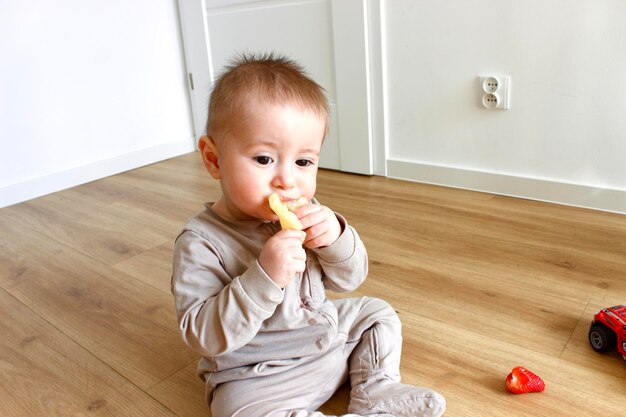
[305,209,368,293]
[172,231,284,357]
[267,194,367,292]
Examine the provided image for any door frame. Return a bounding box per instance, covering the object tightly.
[177,0,213,141]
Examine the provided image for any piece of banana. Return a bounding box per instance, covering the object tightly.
[268,193,308,230]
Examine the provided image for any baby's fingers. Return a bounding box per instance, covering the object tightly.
[275,229,307,243]
[296,205,327,230]
[303,230,332,249]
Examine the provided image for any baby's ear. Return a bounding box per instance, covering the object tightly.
[198,135,221,179]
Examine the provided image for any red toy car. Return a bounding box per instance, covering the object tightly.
[588,305,626,360]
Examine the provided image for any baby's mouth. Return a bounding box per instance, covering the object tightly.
[284,196,309,211]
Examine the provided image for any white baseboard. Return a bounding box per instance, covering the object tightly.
[387,159,626,215]
[0,137,197,208]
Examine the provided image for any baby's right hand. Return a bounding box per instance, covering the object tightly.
[258,229,307,288]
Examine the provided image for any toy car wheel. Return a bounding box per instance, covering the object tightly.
[588,323,616,353]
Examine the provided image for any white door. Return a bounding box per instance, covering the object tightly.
[178,0,383,175]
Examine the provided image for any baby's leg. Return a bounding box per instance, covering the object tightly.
[336,297,446,417]
[210,339,376,417]
[337,297,403,386]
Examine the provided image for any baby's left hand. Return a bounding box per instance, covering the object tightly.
[295,204,342,249]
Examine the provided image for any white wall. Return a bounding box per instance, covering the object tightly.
[383,0,626,213]
[0,0,195,208]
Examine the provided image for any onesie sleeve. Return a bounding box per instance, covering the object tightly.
[171,230,284,358]
[312,213,368,293]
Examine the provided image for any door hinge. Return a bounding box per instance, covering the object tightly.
[188,73,195,90]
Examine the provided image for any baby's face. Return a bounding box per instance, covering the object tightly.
[212,101,325,223]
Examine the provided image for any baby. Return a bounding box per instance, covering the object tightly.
[171,53,445,417]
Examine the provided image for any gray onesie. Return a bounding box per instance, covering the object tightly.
[171,203,438,417]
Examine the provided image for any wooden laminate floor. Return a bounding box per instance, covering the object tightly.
[1,152,625,416]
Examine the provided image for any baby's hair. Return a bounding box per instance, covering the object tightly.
[205,52,329,138]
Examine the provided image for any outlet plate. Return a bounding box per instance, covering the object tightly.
[479,75,510,110]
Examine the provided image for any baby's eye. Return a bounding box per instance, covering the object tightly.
[254,156,273,165]
[295,159,314,167]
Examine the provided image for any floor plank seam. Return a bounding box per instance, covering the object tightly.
[559,295,590,359]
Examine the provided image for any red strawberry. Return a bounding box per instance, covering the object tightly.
[505,366,545,394]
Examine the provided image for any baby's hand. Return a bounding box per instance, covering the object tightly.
[258,229,307,288]
[296,204,342,249]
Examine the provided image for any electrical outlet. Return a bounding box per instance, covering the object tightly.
[479,75,510,110]
[482,93,499,109]
[482,77,500,93]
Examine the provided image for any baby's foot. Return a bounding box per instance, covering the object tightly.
[348,380,445,417]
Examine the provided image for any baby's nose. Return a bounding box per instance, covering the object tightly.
[272,165,296,189]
